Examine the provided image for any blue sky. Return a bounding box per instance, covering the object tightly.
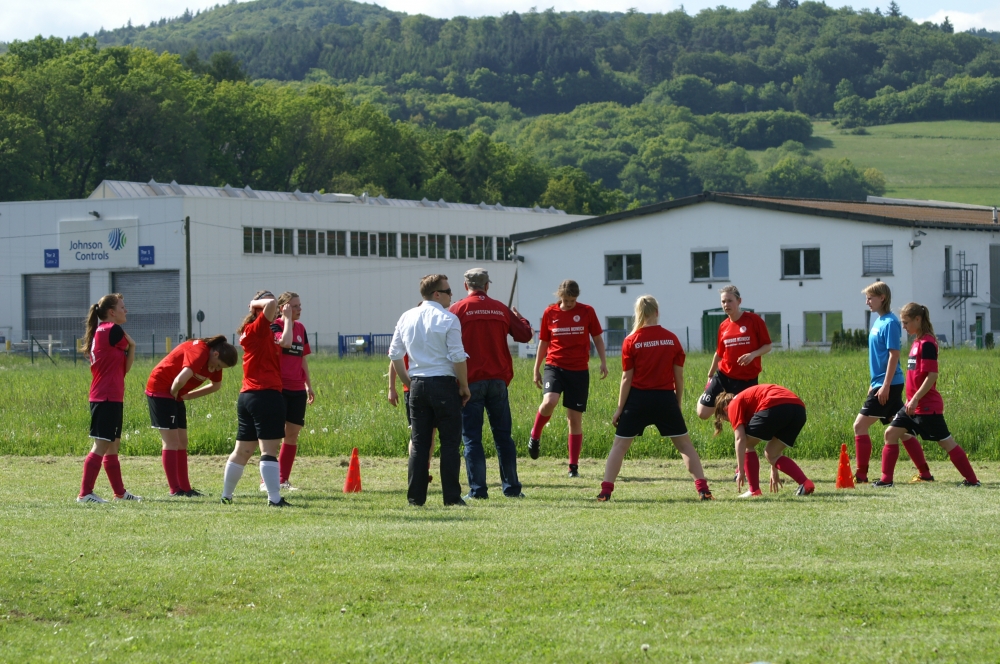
[1,0,997,44]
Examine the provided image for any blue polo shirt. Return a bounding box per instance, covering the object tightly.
[869,313,904,388]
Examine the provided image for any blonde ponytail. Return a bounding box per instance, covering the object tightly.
[632,295,659,334]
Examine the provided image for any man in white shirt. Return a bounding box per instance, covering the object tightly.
[389,274,471,506]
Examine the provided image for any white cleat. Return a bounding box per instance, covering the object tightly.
[113,491,143,502]
[77,493,107,504]
[737,490,763,499]
[280,481,297,491]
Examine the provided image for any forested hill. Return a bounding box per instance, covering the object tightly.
[90,0,1000,117]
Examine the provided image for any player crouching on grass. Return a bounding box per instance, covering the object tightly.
[598,296,713,502]
[714,384,815,497]
[77,293,141,504]
[875,303,980,487]
[146,335,238,496]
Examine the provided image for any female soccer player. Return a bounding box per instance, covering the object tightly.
[77,293,141,503]
[146,335,238,496]
[714,384,815,497]
[388,354,434,482]
[876,303,980,487]
[852,282,911,484]
[261,292,315,491]
[597,296,713,502]
[528,279,608,477]
[696,285,772,420]
[221,290,293,506]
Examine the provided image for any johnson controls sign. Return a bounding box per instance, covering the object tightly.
[59,218,139,269]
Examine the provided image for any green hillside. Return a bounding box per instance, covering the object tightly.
[806,121,1000,206]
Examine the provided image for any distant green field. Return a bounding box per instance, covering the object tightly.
[806,120,1000,206]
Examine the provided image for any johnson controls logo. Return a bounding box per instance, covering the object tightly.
[108,228,126,251]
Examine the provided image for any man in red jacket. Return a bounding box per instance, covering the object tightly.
[450,268,534,498]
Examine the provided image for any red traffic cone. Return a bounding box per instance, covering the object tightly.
[836,443,855,489]
[343,447,362,493]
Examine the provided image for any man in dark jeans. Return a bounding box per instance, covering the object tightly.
[450,268,534,498]
[389,274,471,506]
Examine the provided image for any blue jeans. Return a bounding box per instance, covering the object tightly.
[462,379,521,498]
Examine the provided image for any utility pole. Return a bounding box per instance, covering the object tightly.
[185,216,192,339]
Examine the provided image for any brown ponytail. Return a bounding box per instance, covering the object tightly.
[199,334,238,368]
[82,293,122,351]
[713,392,736,436]
[900,302,935,338]
[238,290,274,334]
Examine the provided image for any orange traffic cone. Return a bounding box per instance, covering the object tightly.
[343,447,362,493]
[836,443,855,489]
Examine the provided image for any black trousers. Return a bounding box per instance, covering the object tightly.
[408,376,464,505]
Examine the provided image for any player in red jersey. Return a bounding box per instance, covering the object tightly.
[528,280,608,477]
[876,303,980,487]
[146,335,238,496]
[696,285,772,420]
[220,290,294,507]
[714,384,816,497]
[77,293,140,503]
[597,296,713,502]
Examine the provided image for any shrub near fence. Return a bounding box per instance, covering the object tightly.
[2,351,999,460]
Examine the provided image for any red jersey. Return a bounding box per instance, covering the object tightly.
[89,321,129,402]
[717,311,771,381]
[240,314,282,392]
[727,384,803,431]
[539,303,602,372]
[146,339,223,400]
[450,290,533,384]
[905,334,944,414]
[621,325,685,391]
[271,319,311,391]
[402,355,409,393]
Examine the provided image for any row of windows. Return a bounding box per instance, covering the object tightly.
[605,311,841,345]
[603,243,894,285]
[242,227,514,261]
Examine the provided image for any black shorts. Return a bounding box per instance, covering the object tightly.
[542,364,590,413]
[283,390,308,426]
[745,403,807,447]
[860,383,905,424]
[90,401,123,441]
[616,389,688,438]
[148,396,187,430]
[403,390,411,427]
[889,409,951,442]
[699,371,758,408]
[236,390,286,441]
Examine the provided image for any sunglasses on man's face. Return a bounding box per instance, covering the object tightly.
[436,289,452,296]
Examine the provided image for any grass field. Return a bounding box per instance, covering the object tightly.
[806,120,1000,207]
[3,350,1000,461]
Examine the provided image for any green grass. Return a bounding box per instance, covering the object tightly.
[806,120,1000,207]
[1,456,999,661]
[3,350,999,459]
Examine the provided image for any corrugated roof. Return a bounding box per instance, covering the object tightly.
[88,179,568,215]
[735,195,997,226]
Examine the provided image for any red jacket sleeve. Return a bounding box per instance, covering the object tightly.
[508,307,533,343]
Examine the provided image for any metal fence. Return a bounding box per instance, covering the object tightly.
[337,333,394,357]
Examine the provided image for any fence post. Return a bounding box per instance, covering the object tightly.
[315,331,318,353]
[73,337,77,365]
[152,334,155,359]
[787,323,791,350]
[685,326,689,352]
[30,338,34,364]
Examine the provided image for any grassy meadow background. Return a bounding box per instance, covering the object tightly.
[2,349,999,460]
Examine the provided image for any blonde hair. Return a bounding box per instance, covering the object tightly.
[713,392,736,436]
[632,295,659,334]
[863,281,892,314]
[83,293,122,351]
[719,285,741,299]
[900,302,935,338]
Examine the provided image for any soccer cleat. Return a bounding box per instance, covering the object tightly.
[77,493,107,504]
[169,490,187,497]
[854,471,869,484]
[909,473,935,483]
[737,489,763,498]
[527,437,540,460]
[795,479,815,496]
[268,497,290,508]
[279,482,298,491]
[568,464,580,478]
[872,479,894,488]
[961,479,982,487]
[220,497,233,504]
[113,491,142,502]
[444,498,467,506]
[185,488,205,497]
[259,482,267,492]
[596,492,612,502]
[698,490,715,501]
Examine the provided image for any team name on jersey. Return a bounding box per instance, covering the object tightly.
[283,342,305,356]
[907,357,917,370]
[723,335,752,346]
[552,326,586,335]
[634,339,675,348]
[465,309,506,317]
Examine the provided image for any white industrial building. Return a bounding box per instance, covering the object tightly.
[0,180,587,354]
[511,193,1000,352]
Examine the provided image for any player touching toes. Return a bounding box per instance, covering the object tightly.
[714,385,815,497]
[77,294,141,504]
[221,290,293,507]
[146,335,238,496]
[529,280,608,477]
[597,296,713,502]
[875,303,980,487]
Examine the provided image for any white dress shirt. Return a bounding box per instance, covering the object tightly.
[388,300,469,377]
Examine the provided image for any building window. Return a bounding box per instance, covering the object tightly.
[476,236,494,261]
[692,250,728,280]
[298,230,320,256]
[783,247,820,278]
[605,316,634,355]
[244,227,264,254]
[327,230,346,256]
[760,312,782,345]
[427,234,446,259]
[273,229,293,255]
[350,231,368,257]
[497,237,513,261]
[804,311,842,344]
[401,233,420,259]
[863,243,893,276]
[264,229,272,253]
[605,253,642,284]
[449,235,467,260]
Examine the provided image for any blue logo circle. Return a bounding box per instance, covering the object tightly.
[108,228,126,251]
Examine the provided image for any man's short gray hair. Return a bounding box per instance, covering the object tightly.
[464,268,490,291]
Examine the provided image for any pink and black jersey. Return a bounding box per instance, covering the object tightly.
[906,334,944,414]
[89,321,129,402]
[271,319,311,391]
